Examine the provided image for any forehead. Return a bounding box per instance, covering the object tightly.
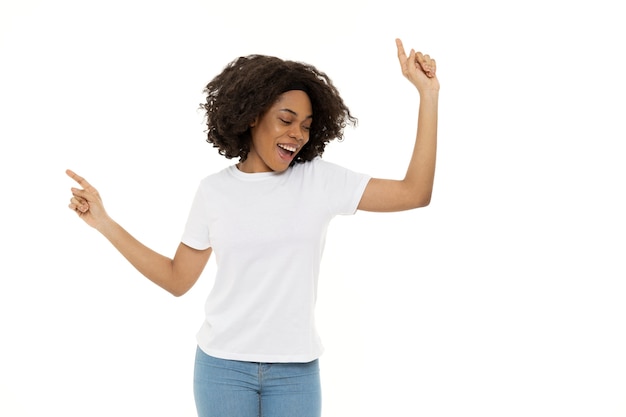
[272,90,312,114]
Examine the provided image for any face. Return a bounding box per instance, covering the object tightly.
[238,90,313,173]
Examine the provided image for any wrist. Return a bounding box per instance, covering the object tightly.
[418,90,439,105]
[418,87,439,97]
[95,214,116,234]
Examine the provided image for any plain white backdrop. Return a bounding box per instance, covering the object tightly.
[1,0,625,416]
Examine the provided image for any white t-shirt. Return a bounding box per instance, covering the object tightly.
[182,157,370,363]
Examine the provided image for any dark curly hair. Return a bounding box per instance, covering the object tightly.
[200,54,357,164]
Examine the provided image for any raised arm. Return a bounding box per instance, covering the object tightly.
[357,38,439,212]
[66,169,211,296]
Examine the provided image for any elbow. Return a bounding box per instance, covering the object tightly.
[417,197,431,208]
[408,190,432,210]
[420,192,433,207]
[169,286,191,298]
[163,279,192,297]
[401,179,433,210]
[163,267,197,297]
[410,198,431,210]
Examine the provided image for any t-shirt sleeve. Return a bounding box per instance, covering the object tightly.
[181,181,212,250]
[317,158,371,215]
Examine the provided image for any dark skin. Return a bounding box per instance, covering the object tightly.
[67,38,439,296]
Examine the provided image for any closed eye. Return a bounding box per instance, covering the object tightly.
[280,118,310,131]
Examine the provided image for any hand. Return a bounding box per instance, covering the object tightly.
[66,169,110,230]
[396,38,440,93]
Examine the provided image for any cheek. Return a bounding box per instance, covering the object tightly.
[253,124,282,145]
[267,123,287,138]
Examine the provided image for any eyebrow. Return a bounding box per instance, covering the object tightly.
[279,108,313,120]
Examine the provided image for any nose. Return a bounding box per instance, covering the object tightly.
[289,126,305,142]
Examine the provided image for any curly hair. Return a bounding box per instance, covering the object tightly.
[200,54,357,164]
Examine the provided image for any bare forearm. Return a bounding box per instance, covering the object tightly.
[97,218,176,293]
[357,91,439,212]
[67,169,208,296]
[403,91,439,205]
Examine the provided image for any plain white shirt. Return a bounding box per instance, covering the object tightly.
[182,157,370,362]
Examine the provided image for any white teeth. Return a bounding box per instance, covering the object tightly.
[278,144,297,153]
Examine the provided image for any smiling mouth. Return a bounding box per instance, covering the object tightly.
[277,143,297,159]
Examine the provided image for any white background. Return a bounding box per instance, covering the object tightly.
[1,0,625,416]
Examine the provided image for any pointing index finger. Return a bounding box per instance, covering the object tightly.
[66,169,92,189]
[396,38,408,61]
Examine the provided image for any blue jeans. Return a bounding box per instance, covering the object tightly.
[193,347,322,417]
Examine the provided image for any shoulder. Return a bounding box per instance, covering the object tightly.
[191,166,239,197]
[199,165,237,184]
[297,157,368,179]
[291,158,369,191]
[293,157,346,176]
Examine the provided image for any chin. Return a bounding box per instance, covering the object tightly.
[273,165,291,172]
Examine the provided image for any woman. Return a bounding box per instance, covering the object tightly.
[67,38,439,417]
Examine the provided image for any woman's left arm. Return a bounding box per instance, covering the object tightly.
[358,38,440,212]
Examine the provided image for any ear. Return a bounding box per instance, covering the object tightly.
[250,116,258,128]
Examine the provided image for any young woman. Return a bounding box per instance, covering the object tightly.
[67,38,439,417]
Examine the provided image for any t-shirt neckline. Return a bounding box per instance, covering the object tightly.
[227,164,288,181]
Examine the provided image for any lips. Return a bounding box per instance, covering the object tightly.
[277,143,298,161]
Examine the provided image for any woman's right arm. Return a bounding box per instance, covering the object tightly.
[66,169,211,297]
